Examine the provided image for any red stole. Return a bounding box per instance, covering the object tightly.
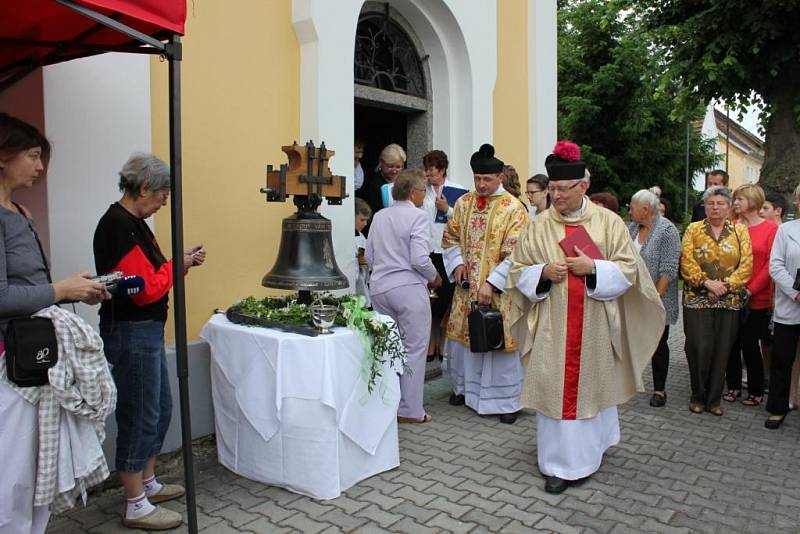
[562,225,585,419]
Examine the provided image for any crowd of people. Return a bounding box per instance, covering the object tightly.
[355,137,800,494]
[3,106,799,532]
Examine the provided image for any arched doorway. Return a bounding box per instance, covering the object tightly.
[354,2,432,176]
[292,0,497,286]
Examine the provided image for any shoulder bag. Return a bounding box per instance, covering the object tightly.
[3,203,58,387]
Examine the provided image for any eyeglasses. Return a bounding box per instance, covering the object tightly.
[547,180,584,194]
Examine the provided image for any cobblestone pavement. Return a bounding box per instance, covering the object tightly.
[50,322,800,533]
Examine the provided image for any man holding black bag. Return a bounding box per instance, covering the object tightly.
[507,141,665,494]
[442,144,527,424]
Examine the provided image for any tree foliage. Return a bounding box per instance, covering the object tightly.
[634,0,800,194]
[557,0,716,215]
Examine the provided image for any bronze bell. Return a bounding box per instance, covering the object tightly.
[262,209,348,290]
[261,141,349,295]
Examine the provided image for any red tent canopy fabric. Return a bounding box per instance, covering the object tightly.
[0,0,185,85]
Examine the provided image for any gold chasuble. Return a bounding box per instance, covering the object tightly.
[507,201,665,420]
[443,190,528,351]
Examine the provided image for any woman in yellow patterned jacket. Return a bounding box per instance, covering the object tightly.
[681,186,752,416]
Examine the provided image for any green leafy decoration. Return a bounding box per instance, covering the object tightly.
[231,294,406,395]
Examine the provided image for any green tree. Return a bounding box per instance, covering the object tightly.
[635,0,800,194]
[558,0,716,215]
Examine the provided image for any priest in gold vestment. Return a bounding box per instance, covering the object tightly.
[442,144,528,424]
[507,142,664,493]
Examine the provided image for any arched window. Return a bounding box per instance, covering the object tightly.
[354,12,426,98]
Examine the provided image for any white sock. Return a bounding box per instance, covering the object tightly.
[143,475,163,498]
[126,493,155,520]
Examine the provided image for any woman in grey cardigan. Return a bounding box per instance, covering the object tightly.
[629,189,681,407]
[0,113,108,534]
[766,184,800,429]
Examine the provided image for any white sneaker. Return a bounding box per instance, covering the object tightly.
[123,506,183,530]
[148,483,186,504]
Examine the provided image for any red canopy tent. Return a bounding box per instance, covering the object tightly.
[0,1,198,531]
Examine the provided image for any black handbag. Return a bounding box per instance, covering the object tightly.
[5,317,58,387]
[3,202,58,387]
[739,290,751,327]
[468,302,505,353]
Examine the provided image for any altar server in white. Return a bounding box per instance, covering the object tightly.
[442,144,528,424]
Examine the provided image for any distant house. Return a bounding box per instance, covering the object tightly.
[695,104,764,191]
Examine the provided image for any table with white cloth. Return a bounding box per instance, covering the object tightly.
[200,313,401,500]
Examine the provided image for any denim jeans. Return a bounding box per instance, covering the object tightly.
[100,320,172,472]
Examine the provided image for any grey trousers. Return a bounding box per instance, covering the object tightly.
[683,307,739,408]
[371,284,432,418]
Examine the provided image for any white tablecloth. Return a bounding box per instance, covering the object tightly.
[200,314,400,499]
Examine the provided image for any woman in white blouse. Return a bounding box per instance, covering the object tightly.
[422,150,460,362]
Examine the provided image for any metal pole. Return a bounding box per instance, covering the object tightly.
[684,121,690,217]
[167,35,198,534]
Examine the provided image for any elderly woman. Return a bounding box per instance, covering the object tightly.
[357,143,406,219]
[93,153,205,530]
[766,184,800,429]
[0,113,109,534]
[422,150,458,361]
[723,185,777,406]
[681,185,752,416]
[367,169,441,423]
[629,189,681,407]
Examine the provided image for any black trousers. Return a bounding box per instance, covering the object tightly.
[652,325,670,391]
[726,308,770,396]
[767,322,800,416]
[683,308,739,408]
[429,253,455,319]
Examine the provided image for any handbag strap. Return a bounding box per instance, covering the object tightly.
[12,201,52,284]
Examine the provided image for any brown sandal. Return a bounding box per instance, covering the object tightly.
[741,395,762,406]
[398,414,433,424]
[722,390,741,402]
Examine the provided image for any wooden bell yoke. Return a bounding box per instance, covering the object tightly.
[260,141,349,301]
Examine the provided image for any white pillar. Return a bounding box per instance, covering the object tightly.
[528,0,557,174]
[292,0,363,290]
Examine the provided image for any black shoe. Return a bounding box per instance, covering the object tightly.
[649,392,667,407]
[449,393,465,406]
[544,475,588,494]
[499,413,517,424]
[765,415,786,429]
[544,476,568,494]
[427,354,435,363]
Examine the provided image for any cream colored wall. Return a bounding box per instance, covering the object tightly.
[718,138,749,190]
[150,1,300,340]
[494,0,529,179]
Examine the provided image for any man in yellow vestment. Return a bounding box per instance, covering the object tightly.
[507,142,664,493]
[442,144,528,424]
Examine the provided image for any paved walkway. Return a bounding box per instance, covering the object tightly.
[49,323,800,533]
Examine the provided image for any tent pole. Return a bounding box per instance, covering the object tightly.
[167,34,198,534]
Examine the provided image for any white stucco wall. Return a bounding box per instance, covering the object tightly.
[43,53,152,328]
[292,0,501,289]
[529,0,558,174]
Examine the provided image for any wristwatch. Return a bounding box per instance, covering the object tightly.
[589,264,597,277]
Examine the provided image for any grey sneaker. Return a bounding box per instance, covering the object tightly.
[123,506,183,530]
